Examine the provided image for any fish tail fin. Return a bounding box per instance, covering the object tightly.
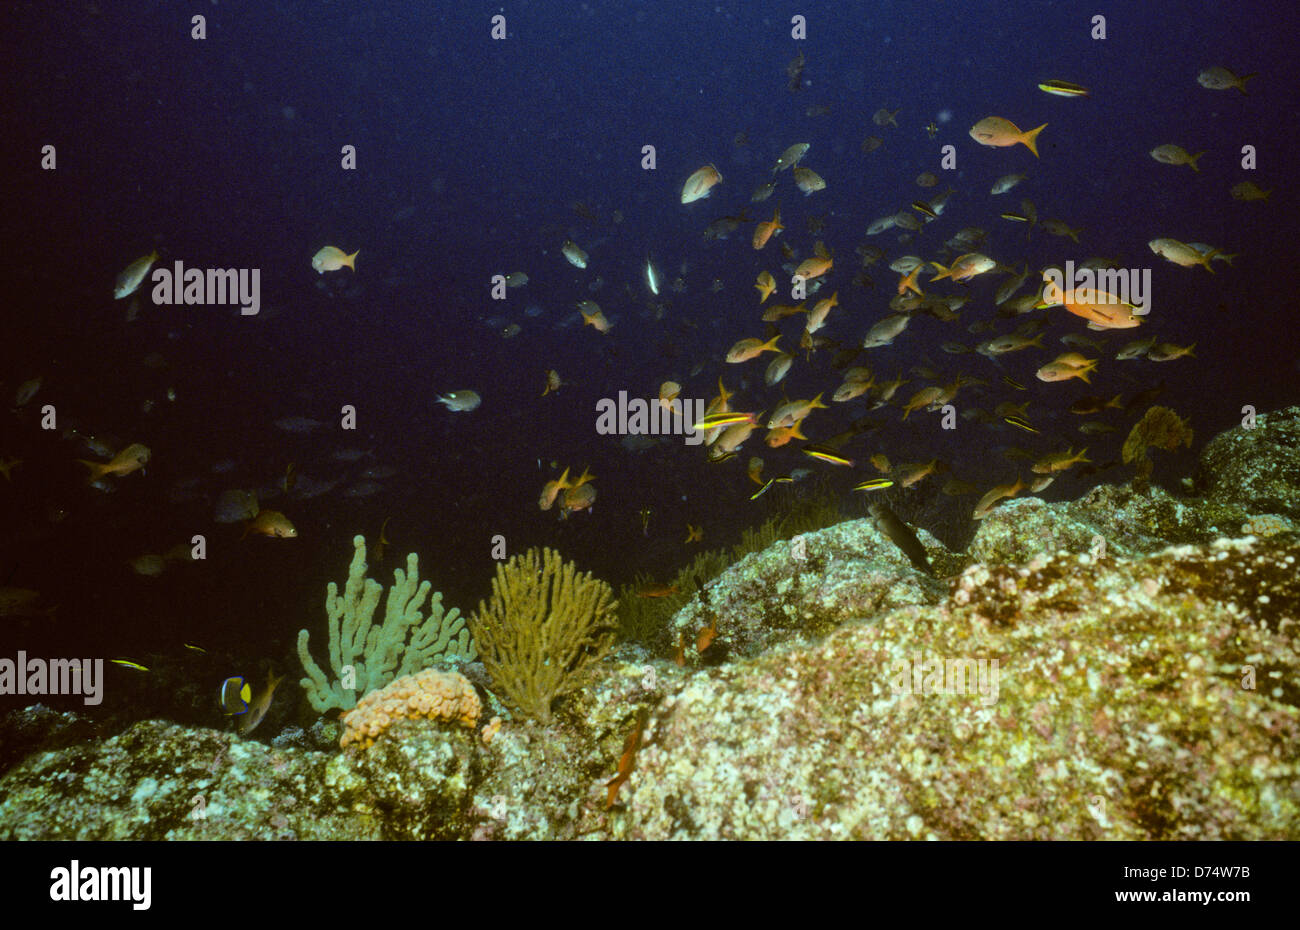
[810,391,827,410]
[344,249,359,270]
[1237,73,1257,93]
[1189,152,1205,172]
[1022,123,1048,158]
[929,263,951,282]
[1106,393,1123,409]
[1078,448,1091,464]
[1069,228,1081,243]
[1185,343,1197,358]
[239,522,251,541]
[762,335,782,353]
[792,422,807,440]
[77,460,105,482]
[1202,250,1219,272]
[1030,333,1045,348]
[1077,365,1093,384]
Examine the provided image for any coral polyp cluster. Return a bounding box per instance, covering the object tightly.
[339,668,481,750]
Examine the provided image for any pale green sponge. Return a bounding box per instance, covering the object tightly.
[297,534,477,713]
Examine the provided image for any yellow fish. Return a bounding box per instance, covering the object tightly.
[969,117,1047,157]
[1149,238,1218,272]
[538,467,571,511]
[79,443,151,481]
[114,250,160,299]
[561,240,588,269]
[726,335,781,363]
[578,301,613,333]
[311,246,358,273]
[1149,145,1204,172]
[794,254,832,280]
[242,510,297,539]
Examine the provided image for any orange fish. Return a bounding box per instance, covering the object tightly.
[752,207,784,250]
[605,709,648,809]
[637,582,678,598]
[897,265,924,296]
[696,613,718,652]
[765,419,807,447]
[1038,279,1143,330]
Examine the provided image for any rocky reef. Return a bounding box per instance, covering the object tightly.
[2,408,1297,840]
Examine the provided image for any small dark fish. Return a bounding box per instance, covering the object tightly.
[1125,382,1166,411]
[1076,459,1121,479]
[786,48,806,91]
[868,501,931,574]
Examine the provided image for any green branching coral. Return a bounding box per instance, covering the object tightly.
[470,547,616,723]
[297,534,477,713]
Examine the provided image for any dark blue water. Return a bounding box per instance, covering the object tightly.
[2,0,1296,718]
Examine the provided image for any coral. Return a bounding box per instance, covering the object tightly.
[339,668,481,749]
[470,547,616,723]
[8,408,1299,841]
[297,535,476,713]
[1123,405,1193,481]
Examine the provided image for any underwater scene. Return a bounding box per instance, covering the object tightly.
[1,0,1298,844]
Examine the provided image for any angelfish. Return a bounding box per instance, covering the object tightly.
[238,670,283,736]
